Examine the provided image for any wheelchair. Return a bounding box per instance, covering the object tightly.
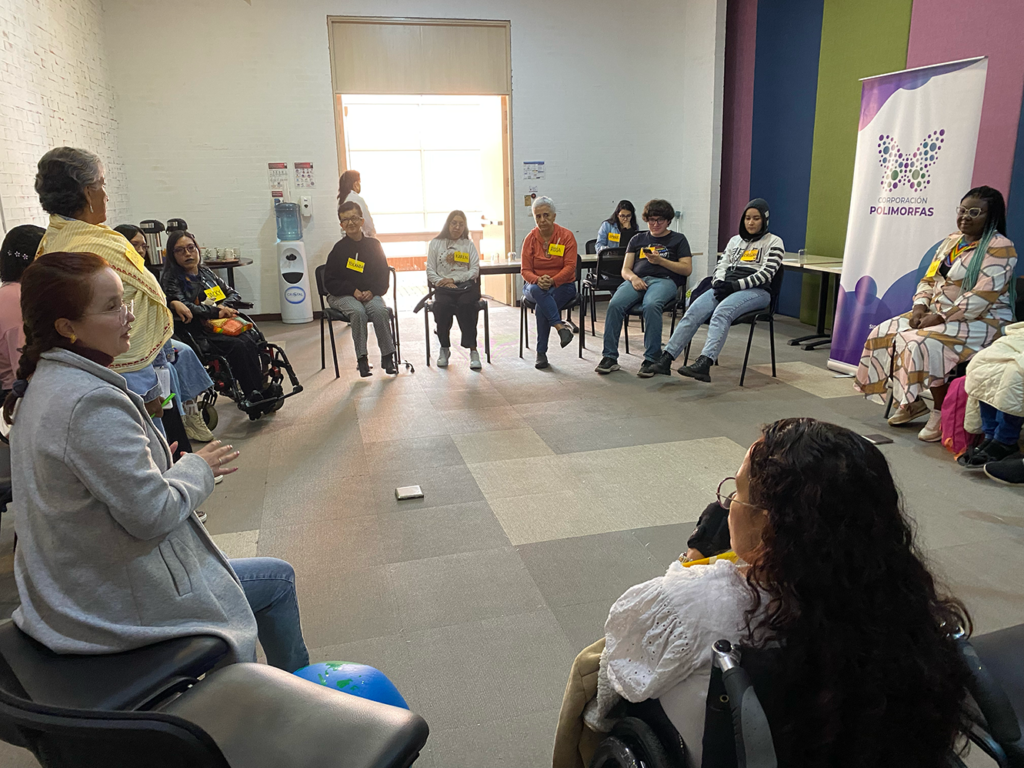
[591,624,1024,768]
[173,300,303,423]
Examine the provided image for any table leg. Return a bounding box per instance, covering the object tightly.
[801,273,835,350]
[226,267,235,289]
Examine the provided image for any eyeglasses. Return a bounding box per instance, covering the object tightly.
[173,244,199,257]
[716,477,756,510]
[87,299,134,325]
[956,206,986,219]
[647,217,667,225]
[339,216,362,225]
[135,242,149,253]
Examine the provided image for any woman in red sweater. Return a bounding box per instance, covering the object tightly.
[521,197,578,369]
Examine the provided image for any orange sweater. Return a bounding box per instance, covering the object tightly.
[521,224,578,286]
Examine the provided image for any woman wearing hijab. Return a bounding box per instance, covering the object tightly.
[650,198,784,381]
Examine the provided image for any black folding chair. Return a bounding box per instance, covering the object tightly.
[420,281,491,367]
[622,282,686,356]
[314,264,405,378]
[683,268,785,386]
[582,246,627,338]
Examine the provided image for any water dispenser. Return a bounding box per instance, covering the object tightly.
[275,202,303,241]
[275,201,312,323]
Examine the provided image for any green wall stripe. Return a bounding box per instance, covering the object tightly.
[799,0,913,324]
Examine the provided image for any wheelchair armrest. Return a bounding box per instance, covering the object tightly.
[224,300,254,310]
[713,640,778,768]
[959,630,1024,744]
[165,663,429,768]
[0,620,229,711]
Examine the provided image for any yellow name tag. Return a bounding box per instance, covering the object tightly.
[204,285,226,302]
[608,232,620,244]
[347,257,365,273]
[453,251,470,263]
[924,257,941,278]
[547,243,565,257]
[741,248,759,262]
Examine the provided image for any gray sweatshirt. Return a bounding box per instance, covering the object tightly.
[9,349,258,662]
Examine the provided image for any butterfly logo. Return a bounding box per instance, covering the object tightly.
[877,130,945,192]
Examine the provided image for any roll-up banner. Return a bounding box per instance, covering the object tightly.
[828,57,988,374]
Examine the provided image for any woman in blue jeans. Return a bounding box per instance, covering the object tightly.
[5,252,308,671]
[650,199,784,381]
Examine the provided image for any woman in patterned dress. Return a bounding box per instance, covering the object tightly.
[855,186,1017,442]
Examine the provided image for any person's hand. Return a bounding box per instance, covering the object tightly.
[145,397,163,417]
[538,274,554,290]
[629,276,648,291]
[436,278,456,288]
[908,305,928,329]
[193,440,240,477]
[917,312,944,329]
[713,281,737,302]
[355,289,374,302]
[218,305,238,319]
[170,300,193,323]
[682,547,705,563]
[644,249,663,266]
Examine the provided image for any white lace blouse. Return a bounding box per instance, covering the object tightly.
[584,559,759,761]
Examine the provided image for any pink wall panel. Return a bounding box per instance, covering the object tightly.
[718,0,758,249]
[907,0,1024,194]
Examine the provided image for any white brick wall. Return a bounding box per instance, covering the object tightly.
[0,0,127,231]
[101,0,726,313]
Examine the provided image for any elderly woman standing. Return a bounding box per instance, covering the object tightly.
[855,186,1017,442]
[34,147,173,425]
[521,197,578,369]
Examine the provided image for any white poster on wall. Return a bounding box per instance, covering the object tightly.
[829,57,987,372]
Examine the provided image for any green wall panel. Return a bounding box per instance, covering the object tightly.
[800,0,913,324]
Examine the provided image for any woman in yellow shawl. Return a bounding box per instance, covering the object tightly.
[34,147,173,419]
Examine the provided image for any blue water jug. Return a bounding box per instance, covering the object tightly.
[275,202,302,241]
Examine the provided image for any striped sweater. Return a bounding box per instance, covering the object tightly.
[714,233,785,291]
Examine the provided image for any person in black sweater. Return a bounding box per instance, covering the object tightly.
[324,201,396,377]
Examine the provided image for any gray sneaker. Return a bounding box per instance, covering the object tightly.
[437,347,450,368]
[535,351,549,369]
[469,350,482,370]
[595,356,620,375]
[557,327,574,348]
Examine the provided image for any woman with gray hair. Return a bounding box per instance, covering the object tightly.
[520,197,578,369]
[34,147,175,437]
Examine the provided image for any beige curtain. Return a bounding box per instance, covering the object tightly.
[329,18,511,96]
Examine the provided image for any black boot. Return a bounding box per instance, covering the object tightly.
[357,356,372,377]
[678,355,713,382]
[648,351,674,376]
[382,352,398,375]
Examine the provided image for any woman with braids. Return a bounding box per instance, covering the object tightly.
[554,418,971,768]
[4,252,309,670]
[0,225,44,393]
[855,186,1017,442]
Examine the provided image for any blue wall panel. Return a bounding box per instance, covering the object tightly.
[1007,84,1024,279]
[749,0,825,316]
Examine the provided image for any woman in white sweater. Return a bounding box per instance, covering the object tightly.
[426,210,482,370]
[556,418,973,768]
[5,252,309,671]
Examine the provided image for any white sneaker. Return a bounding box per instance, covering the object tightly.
[918,411,943,442]
[469,350,482,370]
[214,474,223,485]
[437,347,450,368]
[184,411,215,442]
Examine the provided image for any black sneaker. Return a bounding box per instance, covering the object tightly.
[357,356,372,377]
[958,438,993,467]
[678,355,714,382]
[984,454,1024,485]
[535,351,549,369]
[595,356,620,375]
[557,327,574,348]
[647,351,674,376]
[382,353,398,375]
[637,360,656,378]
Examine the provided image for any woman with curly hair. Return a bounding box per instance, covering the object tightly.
[554,418,971,768]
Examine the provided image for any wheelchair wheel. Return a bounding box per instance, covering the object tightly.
[200,403,219,431]
[590,717,673,768]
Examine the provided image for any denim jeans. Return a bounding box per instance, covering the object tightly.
[122,362,166,437]
[231,557,310,672]
[979,401,1024,445]
[665,287,770,361]
[167,340,214,405]
[524,282,577,352]
[602,277,678,362]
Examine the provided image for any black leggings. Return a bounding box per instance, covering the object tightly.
[433,284,481,348]
[205,332,264,398]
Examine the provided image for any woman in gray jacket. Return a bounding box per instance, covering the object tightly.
[3,252,308,671]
